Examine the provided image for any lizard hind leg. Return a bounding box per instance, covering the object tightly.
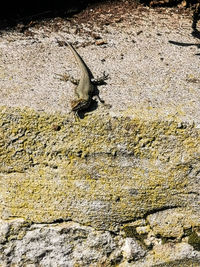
[55,73,79,85]
[71,99,91,112]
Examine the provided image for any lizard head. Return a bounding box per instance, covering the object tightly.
[71,99,91,112]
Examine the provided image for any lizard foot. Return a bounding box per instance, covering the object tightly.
[55,73,70,82]
[91,71,109,85]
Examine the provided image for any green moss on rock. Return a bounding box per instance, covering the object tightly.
[188,231,200,251]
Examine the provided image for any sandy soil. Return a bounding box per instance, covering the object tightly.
[0,2,199,124]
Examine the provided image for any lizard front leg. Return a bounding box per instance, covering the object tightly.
[91,71,109,85]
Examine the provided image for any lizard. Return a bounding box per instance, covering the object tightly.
[56,40,109,118]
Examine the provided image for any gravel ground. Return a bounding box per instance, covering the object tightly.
[0,3,199,123]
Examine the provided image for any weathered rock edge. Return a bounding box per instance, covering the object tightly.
[0,106,200,266]
[0,216,199,266]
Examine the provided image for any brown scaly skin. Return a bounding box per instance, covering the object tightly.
[56,39,109,119]
[71,98,92,118]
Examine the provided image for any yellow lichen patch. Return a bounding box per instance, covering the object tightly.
[0,106,199,230]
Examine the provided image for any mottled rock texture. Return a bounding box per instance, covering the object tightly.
[0,107,199,266]
[1,107,199,228]
[0,1,200,265]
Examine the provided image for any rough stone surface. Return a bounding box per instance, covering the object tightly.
[0,106,199,266]
[147,209,200,239]
[0,1,200,266]
[0,219,121,266]
[122,237,146,261]
[0,107,199,232]
[0,218,199,267]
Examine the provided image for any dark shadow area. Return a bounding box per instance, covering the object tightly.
[1,1,199,30]
[192,3,200,39]
[169,40,200,48]
[169,4,200,56]
[0,0,109,30]
[140,0,181,7]
[78,99,98,119]
[140,0,199,7]
[0,2,84,29]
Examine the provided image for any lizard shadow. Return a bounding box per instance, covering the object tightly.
[168,4,200,56]
[77,99,98,119]
[77,83,109,119]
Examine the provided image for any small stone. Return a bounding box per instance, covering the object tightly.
[122,237,146,261]
[96,40,107,46]
[91,32,102,40]
[114,18,123,23]
[136,226,150,235]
